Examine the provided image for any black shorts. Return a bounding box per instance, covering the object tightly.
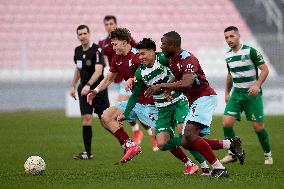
[77,84,110,118]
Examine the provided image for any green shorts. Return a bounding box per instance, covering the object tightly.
[155,98,189,136]
[224,90,264,122]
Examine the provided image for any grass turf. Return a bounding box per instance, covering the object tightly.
[0,110,283,189]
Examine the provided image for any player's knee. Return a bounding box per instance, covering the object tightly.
[82,115,92,125]
[156,140,167,151]
[181,135,191,150]
[252,122,264,132]
[222,116,235,127]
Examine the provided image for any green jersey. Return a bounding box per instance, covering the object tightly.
[124,52,185,117]
[225,44,265,92]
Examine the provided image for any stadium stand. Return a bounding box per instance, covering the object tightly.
[1,0,276,80]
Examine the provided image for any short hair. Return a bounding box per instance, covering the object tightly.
[110,28,131,43]
[163,31,181,48]
[104,15,117,24]
[76,25,90,33]
[224,26,239,33]
[136,38,156,51]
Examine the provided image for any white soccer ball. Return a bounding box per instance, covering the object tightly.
[24,156,46,175]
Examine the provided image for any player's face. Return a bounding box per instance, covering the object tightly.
[224,30,240,49]
[160,37,175,57]
[111,39,127,55]
[77,28,90,45]
[138,49,156,67]
[104,19,117,34]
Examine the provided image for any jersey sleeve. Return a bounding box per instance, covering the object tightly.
[250,47,265,66]
[95,47,105,66]
[157,52,169,67]
[109,56,118,73]
[123,69,145,118]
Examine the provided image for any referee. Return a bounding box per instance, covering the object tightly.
[70,25,110,160]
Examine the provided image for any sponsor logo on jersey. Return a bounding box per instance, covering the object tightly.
[76,60,82,69]
[185,64,194,73]
[129,59,133,67]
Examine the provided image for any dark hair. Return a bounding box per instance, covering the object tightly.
[224,26,239,33]
[136,38,156,51]
[76,25,90,33]
[104,15,117,24]
[163,31,181,48]
[110,28,131,43]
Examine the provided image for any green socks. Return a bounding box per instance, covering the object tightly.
[160,135,182,151]
[256,128,271,153]
[223,127,236,139]
[190,151,206,164]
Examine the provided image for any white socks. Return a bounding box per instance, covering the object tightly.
[212,160,225,170]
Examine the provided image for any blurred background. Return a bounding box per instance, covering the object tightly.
[0,0,283,114]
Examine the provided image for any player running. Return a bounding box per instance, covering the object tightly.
[144,31,245,177]
[87,29,196,172]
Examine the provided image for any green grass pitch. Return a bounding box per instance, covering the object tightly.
[0,110,283,189]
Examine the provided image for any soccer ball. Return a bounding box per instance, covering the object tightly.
[24,156,46,175]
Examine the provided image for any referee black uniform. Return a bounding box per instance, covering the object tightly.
[74,43,110,118]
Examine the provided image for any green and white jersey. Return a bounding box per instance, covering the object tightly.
[225,44,265,92]
[135,53,186,108]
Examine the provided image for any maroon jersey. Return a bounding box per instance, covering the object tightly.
[169,50,216,106]
[109,48,154,105]
[98,35,136,83]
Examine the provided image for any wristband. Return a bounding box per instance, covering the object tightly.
[94,87,100,93]
[86,82,91,87]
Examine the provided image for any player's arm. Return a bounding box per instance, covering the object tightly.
[248,63,269,96]
[225,72,233,103]
[118,71,144,121]
[69,67,80,99]
[87,71,117,105]
[81,48,106,96]
[144,73,194,98]
[81,64,104,96]
[248,48,269,96]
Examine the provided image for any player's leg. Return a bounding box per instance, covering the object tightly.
[154,102,198,175]
[100,102,141,164]
[221,90,244,164]
[117,80,144,144]
[244,93,272,164]
[74,84,94,160]
[181,96,229,177]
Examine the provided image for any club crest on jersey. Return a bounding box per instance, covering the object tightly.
[117,61,122,65]
[241,55,246,62]
[86,59,92,66]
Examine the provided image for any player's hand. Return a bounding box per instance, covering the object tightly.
[69,86,77,100]
[225,92,230,103]
[81,85,90,96]
[165,90,173,101]
[248,83,260,96]
[125,78,135,91]
[87,90,97,105]
[117,114,126,122]
[144,85,161,98]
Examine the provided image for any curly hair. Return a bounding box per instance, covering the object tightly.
[110,28,131,43]
[136,38,156,51]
